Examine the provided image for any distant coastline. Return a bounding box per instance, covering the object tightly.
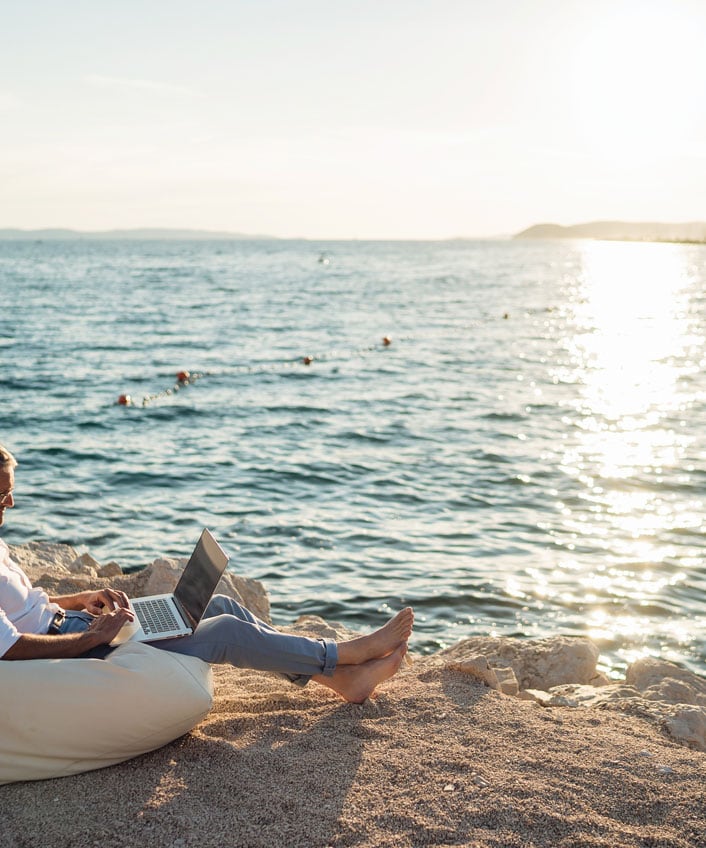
[0,227,274,241]
[2,223,705,244]
[514,220,706,244]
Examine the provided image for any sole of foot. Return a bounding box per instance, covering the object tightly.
[336,642,409,704]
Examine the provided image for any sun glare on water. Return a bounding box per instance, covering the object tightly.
[554,241,702,667]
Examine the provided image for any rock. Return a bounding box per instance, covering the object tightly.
[8,541,77,575]
[448,656,500,690]
[494,666,519,696]
[99,561,123,578]
[520,689,553,706]
[224,572,270,625]
[661,706,706,751]
[136,557,185,596]
[543,683,641,708]
[626,659,706,706]
[286,615,361,642]
[644,679,700,706]
[436,635,599,690]
[69,553,101,577]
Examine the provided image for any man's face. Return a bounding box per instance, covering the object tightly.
[0,466,15,527]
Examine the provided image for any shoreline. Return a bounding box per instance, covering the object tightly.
[2,541,705,847]
[8,539,706,752]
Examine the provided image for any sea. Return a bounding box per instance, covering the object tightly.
[1,237,705,677]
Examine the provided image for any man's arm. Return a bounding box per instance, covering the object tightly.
[49,588,130,614]
[2,609,133,660]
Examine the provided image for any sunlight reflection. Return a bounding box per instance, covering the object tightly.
[563,241,694,480]
[551,242,701,659]
[571,241,694,421]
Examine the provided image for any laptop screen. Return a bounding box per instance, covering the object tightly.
[174,529,230,627]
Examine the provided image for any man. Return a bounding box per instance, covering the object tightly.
[0,443,413,702]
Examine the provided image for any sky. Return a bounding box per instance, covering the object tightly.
[1,0,705,239]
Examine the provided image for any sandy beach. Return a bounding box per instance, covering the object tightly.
[1,542,705,847]
[1,658,705,848]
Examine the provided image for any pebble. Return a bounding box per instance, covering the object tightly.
[443,783,455,792]
[638,750,654,757]
[472,774,489,788]
[657,765,674,775]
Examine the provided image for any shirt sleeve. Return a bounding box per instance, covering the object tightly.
[0,606,21,659]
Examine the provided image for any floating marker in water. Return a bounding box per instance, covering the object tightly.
[176,370,190,383]
[302,356,313,365]
[382,336,391,346]
[117,394,132,406]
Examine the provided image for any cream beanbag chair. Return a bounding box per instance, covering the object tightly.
[0,642,213,784]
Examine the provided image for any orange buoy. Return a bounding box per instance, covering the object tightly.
[302,356,313,365]
[176,370,190,383]
[117,394,132,406]
[382,336,391,346]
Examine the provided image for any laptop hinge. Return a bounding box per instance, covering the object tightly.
[173,595,197,630]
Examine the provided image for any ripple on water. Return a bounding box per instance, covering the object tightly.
[3,238,706,674]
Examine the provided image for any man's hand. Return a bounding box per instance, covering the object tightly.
[50,588,131,615]
[86,607,135,641]
[2,606,135,660]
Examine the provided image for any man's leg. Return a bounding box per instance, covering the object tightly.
[311,642,409,704]
[154,595,337,684]
[153,595,413,696]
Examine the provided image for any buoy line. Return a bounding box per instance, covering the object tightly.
[116,336,396,408]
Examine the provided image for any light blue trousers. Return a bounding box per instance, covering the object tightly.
[59,595,338,686]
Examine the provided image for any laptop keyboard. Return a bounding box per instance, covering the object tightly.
[134,598,181,635]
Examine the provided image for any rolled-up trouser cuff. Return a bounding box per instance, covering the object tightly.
[320,637,338,677]
[287,637,338,687]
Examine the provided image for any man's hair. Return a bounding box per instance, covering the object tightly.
[0,443,17,470]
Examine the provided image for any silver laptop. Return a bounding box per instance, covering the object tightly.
[111,529,229,645]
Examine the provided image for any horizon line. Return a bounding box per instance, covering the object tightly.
[0,226,512,242]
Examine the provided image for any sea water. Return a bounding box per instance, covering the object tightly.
[1,237,705,676]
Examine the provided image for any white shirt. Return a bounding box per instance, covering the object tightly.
[0,539,60,658]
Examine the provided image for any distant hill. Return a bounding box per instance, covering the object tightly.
[514,221,706,244]
[0,227,274,241]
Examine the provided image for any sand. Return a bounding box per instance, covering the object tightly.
[1,658,704,848]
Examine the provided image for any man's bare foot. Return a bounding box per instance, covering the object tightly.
[336,608,414,665]
[314,643,408,703]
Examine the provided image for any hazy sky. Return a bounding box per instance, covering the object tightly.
[1,0,704,238]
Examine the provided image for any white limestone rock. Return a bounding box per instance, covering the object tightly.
[9,541,78,575]
[286,615,362,642]
[436,635,600,690]
[449,656,501,690]
[626,659,706,706]
[494,666,520,696]
[661,706,706,751]
[520,689,553,706]
[98,561,123,579]
[69,552,101,578]
[538,683,641,708]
